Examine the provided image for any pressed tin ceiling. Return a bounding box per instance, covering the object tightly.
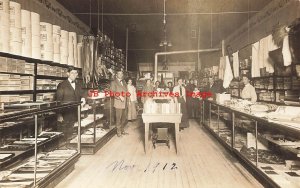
[57,0,272,70]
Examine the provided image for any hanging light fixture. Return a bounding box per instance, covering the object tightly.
[159,0,172,47]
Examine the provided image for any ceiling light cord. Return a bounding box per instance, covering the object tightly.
[89,0,92,30]
[210,8,213,48]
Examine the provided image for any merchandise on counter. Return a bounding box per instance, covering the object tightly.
[5,102,49,109]
[250,104,269,112]
[38,131,62,138]
[0,144,32,151]
[216,94,231,105]
[70,127,108,144]
[0,153,14,162]
[262,134,300,146]
[240,146,285,164]
[0,121,18,128]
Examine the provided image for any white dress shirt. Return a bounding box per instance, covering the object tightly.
[118,79,123,86]
[68,78,75,90]
[241,83,257,103]
[173,85,186,101]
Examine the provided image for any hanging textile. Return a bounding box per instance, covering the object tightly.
[258,37,267,69]
[82,36,90,85]
[232,51,239,78]
[282,35,292,66]
[251,41,260,77]
[218,56,226,80]
[265,34,279,73]
[223,56,233,88]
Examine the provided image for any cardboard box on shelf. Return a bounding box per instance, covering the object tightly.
[0,85,21,90]
[0,95,20,103]
[16,59,26,73]
[7,59,17,73]
[0,79,21,85]
[0,57,8,72]
[0,74,20,79]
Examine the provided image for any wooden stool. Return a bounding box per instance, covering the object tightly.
[152,127,170,149]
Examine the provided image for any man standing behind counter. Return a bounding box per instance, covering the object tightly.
[56,67,86,143]
[110,70,129,137]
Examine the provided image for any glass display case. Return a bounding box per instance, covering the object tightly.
[70,95,116,154]
[202,100,300,188]
[0,102,81,187]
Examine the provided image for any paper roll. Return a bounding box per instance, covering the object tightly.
[60,56,68,65]
[77,35,84,43]
[32,24,40,36]
[0,38,9,53]
[22,37,32,57]
[21,12,32,39]
[21,10,30,25]
[9,1,21,28]
[68,57,74,66]
[32,35,40,48]
[22,26,31,38]
[53,34,60,43]
[68,32,76,44]
[0,0,9,14]
[41,51,53,61]
[31,12,40,36]
[60,49,68,57]
[32,47,41,59]
[53,25,61,35]
[53,53,60,63]
[0,12,9,26]
[30,12,40,24]
[40,33,53,43]
[40,22,52,34]
[41,42,53,52]
[0,25,9,39]
[10,41,22,55]
[53,42,60,54]
[61,30,68,39]
[10,27,22,42]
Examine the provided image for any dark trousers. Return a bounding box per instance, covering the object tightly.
[178,97,189,128]
[57,121,74,143]
[186,98,193,118]
[115,108,127,134]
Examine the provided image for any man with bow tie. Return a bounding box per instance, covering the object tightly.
[56,67,86,143]
[110,69,129,137]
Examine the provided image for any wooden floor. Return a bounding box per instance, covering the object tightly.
[56,119,263,188]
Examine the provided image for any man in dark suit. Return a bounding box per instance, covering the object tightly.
[205,77,226,99]
[56,67,86,142]
[110,70,129,137]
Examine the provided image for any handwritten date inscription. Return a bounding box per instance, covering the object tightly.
[106,160,178,173]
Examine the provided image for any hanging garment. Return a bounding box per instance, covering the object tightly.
[82,36,90,85]
[265,34,279,73]
[251,41,260,77]
[223,56,233,88]
[258,38,269,69]
[282,35,292,66]
[219,56,226,80]
[232,51,239,78]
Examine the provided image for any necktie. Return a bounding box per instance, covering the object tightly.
[71,81,75,83]
[180,86,182,96]
[120,80,123,86]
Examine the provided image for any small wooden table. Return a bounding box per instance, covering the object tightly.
[142,113,182,154]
